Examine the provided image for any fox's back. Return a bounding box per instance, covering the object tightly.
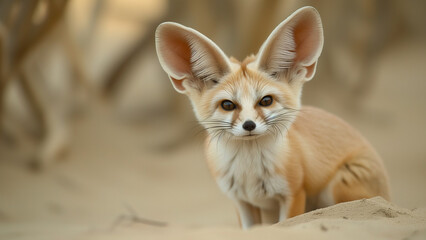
[290,106,370,158]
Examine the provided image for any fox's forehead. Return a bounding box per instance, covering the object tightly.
[197,57,299,117]
[210,68,284,103]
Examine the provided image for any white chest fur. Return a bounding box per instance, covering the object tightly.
[210,138,290,209]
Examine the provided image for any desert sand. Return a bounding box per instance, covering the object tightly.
[74,197,426,240]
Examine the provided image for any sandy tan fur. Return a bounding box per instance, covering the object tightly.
[285,107,390,199]
[155,7,390,229]
[205,73,390,224]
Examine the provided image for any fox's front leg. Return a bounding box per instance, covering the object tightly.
[235,200,261,229]
[279,189,306,221]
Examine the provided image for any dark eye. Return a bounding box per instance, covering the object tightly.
[221,100,236,111]
[259,95,273,106]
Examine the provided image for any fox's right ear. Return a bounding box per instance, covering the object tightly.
[256,6,324,83]
[155,22,231,94]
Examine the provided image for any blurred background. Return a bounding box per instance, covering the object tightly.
[0,0,425,239]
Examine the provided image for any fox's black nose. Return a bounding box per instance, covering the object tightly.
[242,120,256,131]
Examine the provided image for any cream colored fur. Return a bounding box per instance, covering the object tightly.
[155,6,390,229]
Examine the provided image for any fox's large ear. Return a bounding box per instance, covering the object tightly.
[155,22,231,94]
[255,6,323,82]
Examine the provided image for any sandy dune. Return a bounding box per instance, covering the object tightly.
[74,197,426,240]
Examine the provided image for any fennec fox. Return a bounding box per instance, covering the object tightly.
[155,6,390,229]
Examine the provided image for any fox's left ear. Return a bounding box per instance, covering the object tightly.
[255,6,323,82]
[155,22,231,94]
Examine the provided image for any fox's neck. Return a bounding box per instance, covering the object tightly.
[210,132,289,168]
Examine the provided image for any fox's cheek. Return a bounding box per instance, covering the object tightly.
[261,106,282,119]
[210,111,234,124]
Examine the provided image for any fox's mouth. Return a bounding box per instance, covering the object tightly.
[235,133,262,140]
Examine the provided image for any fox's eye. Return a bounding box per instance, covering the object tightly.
[259,95,273,106]
[221,100,236,111]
